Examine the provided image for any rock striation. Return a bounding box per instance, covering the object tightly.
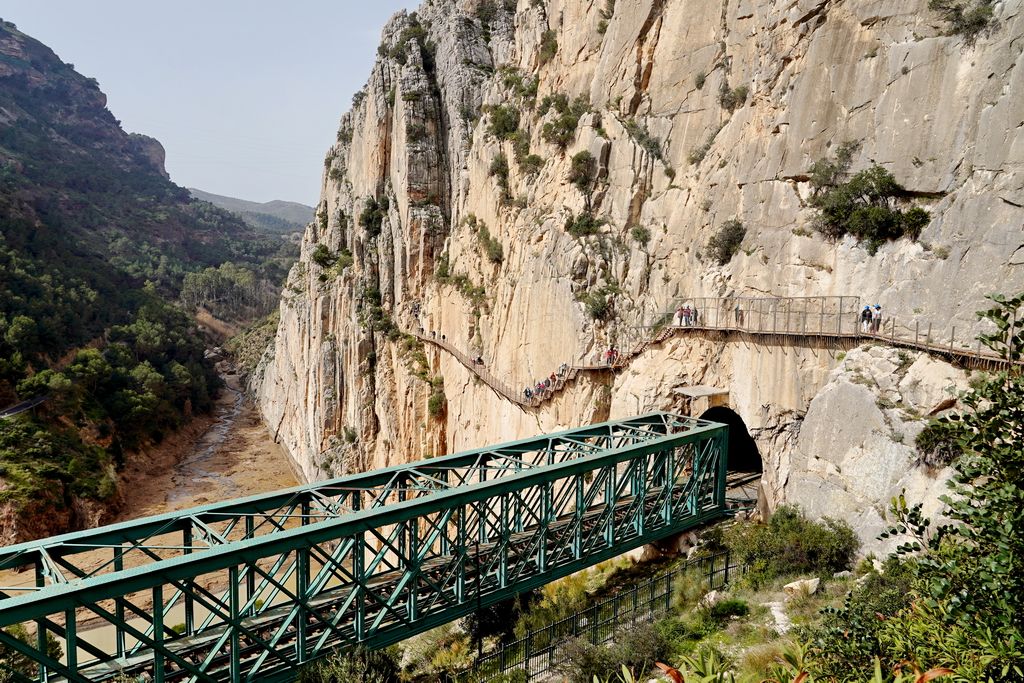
[257,0,1024,548]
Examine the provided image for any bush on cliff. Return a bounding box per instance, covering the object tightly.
[706,219,746,265]
[929,0,995,43]
[808,143,930,254]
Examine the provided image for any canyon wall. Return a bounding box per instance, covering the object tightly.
[256,0,1023,547]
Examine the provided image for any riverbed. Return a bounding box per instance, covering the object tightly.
[118,365,300,519]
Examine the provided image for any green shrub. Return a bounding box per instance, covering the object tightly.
[520,153,544,175]
[568,151,597,206]
[510,130,531,161]
[310,244,336,269]
[718,83,749,112]
[708,598,749,621]
[335,247,354,272]
[928,0,995,42]
[474,0,498,25]
[0,624,63,679]
[577,283,620,320]
[809,145,930,253]
[540,93,590,149]
[427,385,446,418]
[694,71,706,89]
[802,557,915,681]
[538,29,558,66]
[706,219,746,265]
[555,623,669,683]
[688,125,722,166]
[488,104,521,140]
[723,504,860,589]
[359,197,387,238]
[914,420,961,468]
[476,221,504,264]
[623,119,663,160]
[489,152,512,202]
[871,296,1024,680]
[631,226,651,246]
[564,212,605,238]
[387,16,429,66]
[499,66,539,102]
[406,122,428,143]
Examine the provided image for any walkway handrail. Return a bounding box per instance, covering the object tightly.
[658,296,1016,367]
[411,295,1016,414]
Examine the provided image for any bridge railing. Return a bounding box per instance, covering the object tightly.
[0,413,729,683]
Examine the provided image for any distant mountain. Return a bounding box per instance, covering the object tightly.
[189,188,313,235]
[0,18,294,543]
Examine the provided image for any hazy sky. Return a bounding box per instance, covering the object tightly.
[2,1,419,205]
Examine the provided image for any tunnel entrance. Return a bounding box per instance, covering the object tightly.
[700,406,762,473]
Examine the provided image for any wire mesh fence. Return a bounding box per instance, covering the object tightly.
[460,550,738,682]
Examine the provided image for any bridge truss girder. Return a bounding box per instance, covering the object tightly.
[0,412,728,682]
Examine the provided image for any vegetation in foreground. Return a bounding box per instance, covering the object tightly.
[595,294,1024,682]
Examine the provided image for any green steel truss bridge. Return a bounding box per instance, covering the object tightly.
[0,413,729,683]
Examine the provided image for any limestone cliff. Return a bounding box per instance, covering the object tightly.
[256,0,1023,546]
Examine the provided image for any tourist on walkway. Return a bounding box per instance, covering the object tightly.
[871,305,882,333]
[675,306,684,326]
[692,305,700,326]
[860,305,872,333]
[682,306,691,326]
[734,303,744,327]
[549,372,557,385]
[558,362,569,376]
[524,387,533,399]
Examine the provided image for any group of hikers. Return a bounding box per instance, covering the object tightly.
[859,304,884,333]
[523,362,570,401]
[674,304,701,327]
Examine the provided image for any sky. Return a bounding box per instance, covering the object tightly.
[2,1,419,205]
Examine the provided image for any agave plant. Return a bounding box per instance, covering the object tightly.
[647,651,953,683]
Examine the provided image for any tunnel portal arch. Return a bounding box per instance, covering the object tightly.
[699,406,762,473]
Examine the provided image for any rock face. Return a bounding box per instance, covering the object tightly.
[256,0,1023,548]
[785,346,968,552]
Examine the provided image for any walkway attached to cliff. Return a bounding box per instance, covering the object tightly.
[413,295,1015,410]
[0,412,731,683]
[0,394,48,420]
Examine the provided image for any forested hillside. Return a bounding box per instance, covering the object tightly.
[0,19,292,541]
